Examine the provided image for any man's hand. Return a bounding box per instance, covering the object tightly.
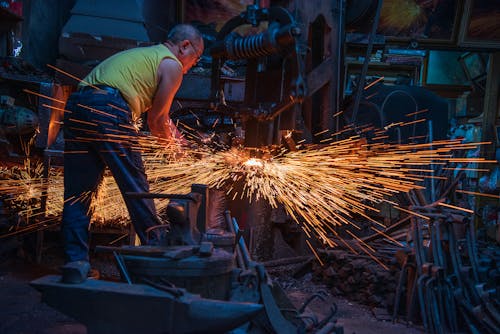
[166,118,188,146]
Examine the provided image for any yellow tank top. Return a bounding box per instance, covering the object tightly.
[81,44,182,120]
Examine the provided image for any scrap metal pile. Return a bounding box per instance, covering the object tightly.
[391,191,500,334]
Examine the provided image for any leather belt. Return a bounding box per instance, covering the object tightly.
[79,85,120,96]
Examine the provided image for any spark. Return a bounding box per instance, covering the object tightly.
[393,206,430,220]
[400,118,426,127]
[345,230,376,253]
[437,202,474,214]
[455,189,500,199]
[313,129,330,137]
[443,167,489,172]
[364,76,384,90]
[134,135,490,249]
[243,158,264,168]
[365,92,379,100]
[358,243,389,270]
[0,118,493,270]
[23,89,66,104]
[41,104,71,113]
[46,64,102,90]
[306,240,325,266]
[333,110,344,118]
[369,226,404,247]
[77,104,118,118]
[332,230,359,255]
[405,109,428,117]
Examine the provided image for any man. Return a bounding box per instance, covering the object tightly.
[61,24,204,283]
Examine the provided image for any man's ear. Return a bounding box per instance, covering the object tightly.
[180,40,190,50]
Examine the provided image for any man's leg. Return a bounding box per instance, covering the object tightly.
[62,98,106,263]
[67,91,160,245]
[98,140,160,244]
[62,148,105,262]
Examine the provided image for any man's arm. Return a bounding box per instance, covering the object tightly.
[148,58,184,140]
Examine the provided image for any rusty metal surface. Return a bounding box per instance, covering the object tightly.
[247,198,273,262]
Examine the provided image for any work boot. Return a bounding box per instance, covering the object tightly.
[61,260,90,284]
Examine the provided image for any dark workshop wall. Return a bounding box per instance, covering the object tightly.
[21,0,76,69]
[20,0,178,69]
[141,0,179,42]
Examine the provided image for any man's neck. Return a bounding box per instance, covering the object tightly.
[163,41,179,57]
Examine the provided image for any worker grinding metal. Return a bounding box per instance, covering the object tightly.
[60,24,204,283]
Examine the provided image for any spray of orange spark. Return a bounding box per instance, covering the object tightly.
[1,86,492,252]
[0,132,491,246]
[120,136,488,246]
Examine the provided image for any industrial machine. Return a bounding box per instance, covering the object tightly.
[173,0,342,150]
[170,0,344,262]
[209,1,305,149]
[0,95,39,155]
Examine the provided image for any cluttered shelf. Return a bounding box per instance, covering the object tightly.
[343,62,422,96]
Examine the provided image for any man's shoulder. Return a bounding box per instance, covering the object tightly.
[158,57,182,75]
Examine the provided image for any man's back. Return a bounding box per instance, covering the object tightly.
[82,44,182,120]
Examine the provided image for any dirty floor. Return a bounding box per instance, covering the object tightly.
[0,254,424,334]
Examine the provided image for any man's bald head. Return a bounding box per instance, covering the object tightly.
[167,24,203,46]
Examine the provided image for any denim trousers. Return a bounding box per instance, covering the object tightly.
[62,88,159,262]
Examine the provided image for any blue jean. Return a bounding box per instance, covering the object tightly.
[62,87,159,262]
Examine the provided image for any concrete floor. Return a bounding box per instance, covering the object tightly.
[0,262,85,334]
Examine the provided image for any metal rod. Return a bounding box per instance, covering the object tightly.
[113,251,132,285]
[232,217,251,269]
[350,0,384,124]
[224,210,245,269]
